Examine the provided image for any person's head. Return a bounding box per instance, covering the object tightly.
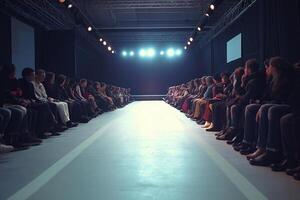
[35,69,46,82]
[205,76,214,86]
[201,76,207,85]
[0,64,16,79]
[56,74,66,86]
[269,57,293,78]
[263,59,272,78]
[100,82,107,89]
[234,67,244,79]
[94,81,101,90]
[244,59,259,76]
[22,68,35,82]
[80,79,87,88]
[213,74,222,84]
[221,72,230,84]
[69,79,77,88]
[45,72,55,85]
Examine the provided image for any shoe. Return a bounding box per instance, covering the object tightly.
[271,159,298,172]
[79,116,90,123]
[249,151,282,166]
[205,123,214,130]
[239,145,256,155]
[228,134,243,145]
[286,166,300,176]
[215,128,227,136]
[55,125,68,132]
[206,127,221,132]
[51,132,61,136]
[66,121,79,128]
[233,142,244,151]
[12,143,30,151]
[293,172,300,181]
[23,135,42,146]
[197,120,205,125]
[0,143,14,153]
[246,148,266,160]
[201,122,211,128]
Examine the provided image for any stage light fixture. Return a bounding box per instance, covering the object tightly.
[68,4,73,8]
[205,13,210,17]
[129,51,135,56]
[112,50,115,54]
[184,46,187,50]
[197,26,202,31]
[88,26,92,31]
[147,48,156,57]
[103,41,107,46]
[167,48,175,57]
[210,4,215,10]
[99,38,103,42]
[160,51,165,55]
[139,49,146,57]
[122,51,127,57]
[187,41,191,45]
[108,46,112,51]
[189,37,194,42]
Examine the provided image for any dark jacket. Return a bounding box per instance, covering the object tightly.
[18,78,36,100]
[239,71,266,105]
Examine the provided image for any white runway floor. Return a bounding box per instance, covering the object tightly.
[0,101,300,200]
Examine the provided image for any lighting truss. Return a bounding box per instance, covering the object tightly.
[198,0,257,48]
[85,0,211,9]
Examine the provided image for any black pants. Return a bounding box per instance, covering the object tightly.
[211,101,226,130]
[30,102,57,136]
[281,113,300,161]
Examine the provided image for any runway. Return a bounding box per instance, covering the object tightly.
[0,101,299,200]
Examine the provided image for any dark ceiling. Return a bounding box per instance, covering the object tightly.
[0,0,240,49]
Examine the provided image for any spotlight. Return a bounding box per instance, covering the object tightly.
[122,51,127,57]
[184,46,187,50]
[67,4,73,8]
[189,37,193,42]
[197,26,202,31]
[99,38,103,42]
[103,41,107,46]
[176,49,182,56]
[139,49,146,57]
[205,13,210,17]
[167,48,175,57]
[129,51,135,56]
[147,48,155,57]
[210,4,215,10]
[160,51,165,55]
[108,46,112,51]
[112,50,115,54]
[187,41,191,45]
[88,26,92,31]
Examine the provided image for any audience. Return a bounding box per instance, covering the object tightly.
[165,57,300,181]
[0,64,132,153]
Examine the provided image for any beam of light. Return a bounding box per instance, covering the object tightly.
[175,49,182,56]
[147,48,156,57]
[166,48,175,57]
[139,49,146,57]
[122,51,127,57]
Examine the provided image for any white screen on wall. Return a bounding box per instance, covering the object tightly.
[11,17,35,78]
[226,33,242,63]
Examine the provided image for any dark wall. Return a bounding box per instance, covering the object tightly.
[94,47,209,95]
[36,30,75,77]
[199,0,300,75]
[0,12,12,65]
